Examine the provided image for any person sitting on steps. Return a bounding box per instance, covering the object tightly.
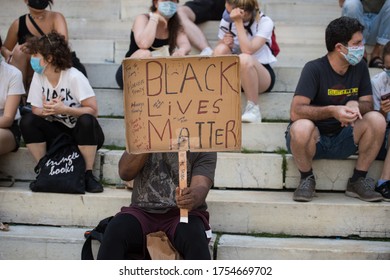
[213,0,277,123]
[0,35,25,188]
[371,41,390,201]
[19,31,105,193]
[97,151,217,260]
[285,16,385,203]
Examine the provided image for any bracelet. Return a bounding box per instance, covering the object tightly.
[149,12,158,23]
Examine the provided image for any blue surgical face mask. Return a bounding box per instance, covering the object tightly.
[158,1,177,19]
[222,9,233,23]
[30,56,46,74]
[341,45,365,66]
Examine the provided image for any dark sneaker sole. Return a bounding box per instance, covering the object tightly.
[293,196,313,202]
[293,192,315,202]
[345,191,383,202]
[86,188,104,193]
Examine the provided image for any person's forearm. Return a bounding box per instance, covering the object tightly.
[291,104,337,122]
[118,151,149,181]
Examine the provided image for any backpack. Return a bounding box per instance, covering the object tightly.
[267,28,280,57]
[261,14,280,57]
[81,216,113,260]
[229,13,280,57]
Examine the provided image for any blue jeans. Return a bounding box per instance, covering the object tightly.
[285,124,358,159]
[342,0,390,45]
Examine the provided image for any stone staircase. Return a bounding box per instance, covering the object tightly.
[0,0,389,260]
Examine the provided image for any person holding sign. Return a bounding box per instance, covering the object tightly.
[115,0,192,89]
[19,31,105,193]
[213,0,277,123]
[97,151,217,260]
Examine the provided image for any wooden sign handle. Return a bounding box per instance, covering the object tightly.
[178,136,189,223]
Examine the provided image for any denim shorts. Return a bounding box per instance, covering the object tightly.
[376,126,389,160]
[285,123,358,159]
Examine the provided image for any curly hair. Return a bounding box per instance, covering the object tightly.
[26,30,72,72]
[325,16,364,52]
[150,0,182,55]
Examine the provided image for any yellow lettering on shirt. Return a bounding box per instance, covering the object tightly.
[328,88,359,96]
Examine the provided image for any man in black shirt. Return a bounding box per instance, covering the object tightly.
[285,16,386,202]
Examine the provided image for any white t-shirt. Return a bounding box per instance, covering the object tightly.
[28,67,95,128]
[372,71,390,122]
[218,13,277,65]
[0,60,25,120]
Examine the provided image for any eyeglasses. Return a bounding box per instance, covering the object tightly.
[220,26,236,37]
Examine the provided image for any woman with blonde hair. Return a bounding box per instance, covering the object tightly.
[214,0,277,123]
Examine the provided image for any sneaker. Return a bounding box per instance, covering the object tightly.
[85,171,104,193]
[345,177,383,202]
[242,101,262,123]
[375,181,390,202]
[200,47,213,56]
[293,175,316,202]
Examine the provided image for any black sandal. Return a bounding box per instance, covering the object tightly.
[0,222,10,232]
[369,56,384,68]
[0,171,15,187]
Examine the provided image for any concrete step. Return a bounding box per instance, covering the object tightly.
[217,234,390,260]
[1,183,389,238]
[1,225,388,260]
[0,224,215,260]
[1,148,387,192]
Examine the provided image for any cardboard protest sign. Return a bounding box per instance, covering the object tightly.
[123,55,241,153]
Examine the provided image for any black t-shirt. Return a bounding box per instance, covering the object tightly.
[294,55,372,135]
[131,152,217,213]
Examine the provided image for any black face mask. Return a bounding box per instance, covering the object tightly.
[28,0,49,10]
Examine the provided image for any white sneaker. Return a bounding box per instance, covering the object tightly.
[242,101,262,123]
[200,47,213,56]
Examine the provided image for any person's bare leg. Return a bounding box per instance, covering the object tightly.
[26,142,46,163]
[353,111,386,172]
[177,6,212,53]
[0,129,16,156]
[78,145,98,171]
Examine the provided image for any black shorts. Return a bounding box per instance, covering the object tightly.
[184,0,225,23]
[263,64,276,92]
[9,120,21,152]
